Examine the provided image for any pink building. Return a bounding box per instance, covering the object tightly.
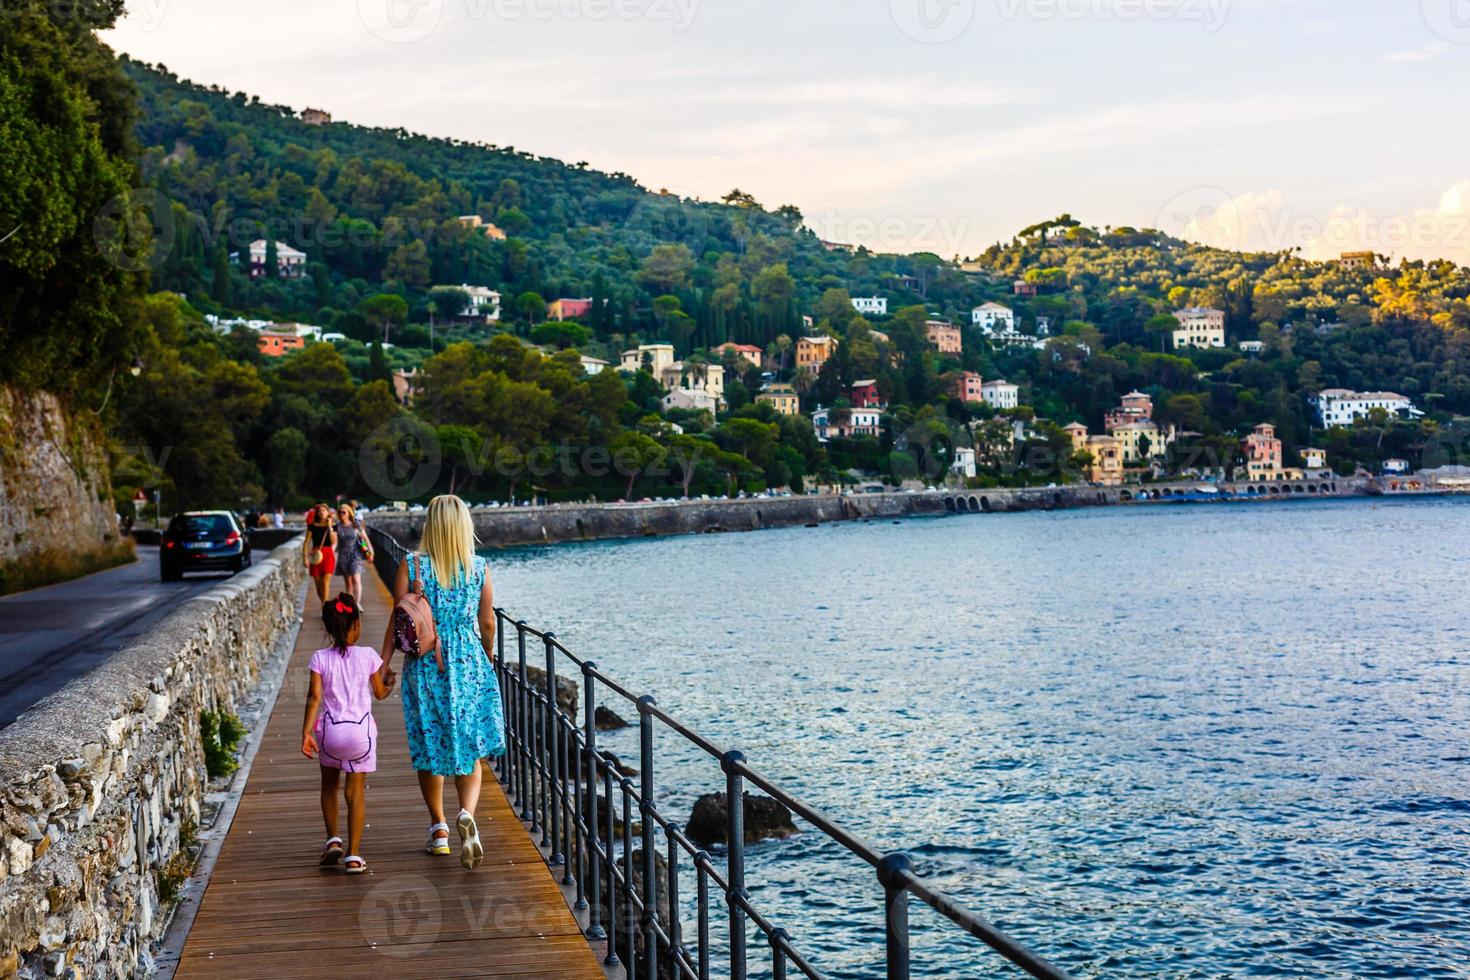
[1105,390,1154,431]
[548,298,594,320]
[851,380,884,408]
[950,371,984,404]
[1242,423,1284,480]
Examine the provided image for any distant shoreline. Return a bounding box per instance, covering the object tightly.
[365,477,1437,550]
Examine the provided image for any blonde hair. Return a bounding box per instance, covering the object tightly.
[338,503,357,523]
[419,494,477,589]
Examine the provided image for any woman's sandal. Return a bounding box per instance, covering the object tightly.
[319,837,344,866]
[344,855,367,875]
[425,822,451,856]
[456,809,483,870]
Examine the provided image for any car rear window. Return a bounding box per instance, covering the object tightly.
[176,515,233,534]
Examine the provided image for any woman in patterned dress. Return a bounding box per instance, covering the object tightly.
[380,494,505,869]
[334,503,372,605]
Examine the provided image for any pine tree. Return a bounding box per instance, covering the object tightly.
[211,247,231,305]
[369,340,391,384]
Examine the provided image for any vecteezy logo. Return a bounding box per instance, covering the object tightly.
[1154,186,1243,252]
[357,0,444,43]
[1422,0,1470,43]
[360,417,442,500]
[92,189,176,272]
[358,874,441,956]
[890,0,976,43]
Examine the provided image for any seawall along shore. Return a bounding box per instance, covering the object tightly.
[366,485,1144,549]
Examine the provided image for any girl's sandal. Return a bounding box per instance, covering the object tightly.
[344,855,367,875]
[319,837,344,866]
[425,822,452,856]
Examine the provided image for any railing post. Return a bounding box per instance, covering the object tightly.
[544,633,564,866]
[771,928,791,980]
[602,766,620,968]
[582,661,605,940]
[495,611,509,784]
[517,623,533,825]
[695,854,711,980]
[637,696,658,980]
[878,852,914,980]
[722,749,748,980]
[561,713,578,889]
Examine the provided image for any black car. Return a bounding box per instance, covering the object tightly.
[160,511,252,581]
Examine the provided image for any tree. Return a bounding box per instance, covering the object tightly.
[530,320,592,349]
[1144,314,1178,353]
[360,293,409,344]
[385,239,431,289]
[722,189,760,209]
[0,0,142,393]
[264,427,309,504]
[611,431,665,499]
[636,244,694,293]
[516,291,547,324]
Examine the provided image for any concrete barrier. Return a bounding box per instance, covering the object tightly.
[0,539,305,978]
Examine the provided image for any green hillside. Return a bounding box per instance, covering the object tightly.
[98,60,1470,507]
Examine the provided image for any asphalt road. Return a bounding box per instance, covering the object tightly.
[0,547,234,728]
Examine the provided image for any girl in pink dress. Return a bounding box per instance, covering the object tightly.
[301,593,396,874]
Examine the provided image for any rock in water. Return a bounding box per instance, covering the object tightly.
[595,705,630,730]
[685,792,799,846]
[522,664,578,718]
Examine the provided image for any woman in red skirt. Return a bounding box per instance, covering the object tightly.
[304,503,338,603]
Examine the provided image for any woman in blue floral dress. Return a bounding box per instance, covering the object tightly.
[383,494,504,869]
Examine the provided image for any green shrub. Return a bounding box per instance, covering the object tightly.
[200,709,246,779]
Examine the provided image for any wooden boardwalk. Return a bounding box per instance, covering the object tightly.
[175,571,604,979]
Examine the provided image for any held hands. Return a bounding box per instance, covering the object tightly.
[382,666,398,692]
[301,733,318,759]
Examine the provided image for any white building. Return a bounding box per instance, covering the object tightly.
[972,302,1015,334]
[429,284,501,321]
[1239,340,1265,354]
[851,297,888,316]
[580,355,609,376]
[981,380,1020,411]
[1171,307,1226,349]
[233,239,307,279]
[951,447,977,480]
[661,388,720,415]
[812,406,884,441]
[1314,389,1423,427]
[1036,316,1054,337]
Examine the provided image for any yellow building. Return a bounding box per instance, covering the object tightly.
[1112,420,1166,464]
[757,383,800,416]
[620,343,677,375]
[796,335,836,371]
[1065,422,1124,486]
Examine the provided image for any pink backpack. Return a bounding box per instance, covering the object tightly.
[392,553,443,671]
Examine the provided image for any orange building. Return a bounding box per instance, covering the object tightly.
[925,320,963,355]
[257,331,306,357]
[949,371,984,404]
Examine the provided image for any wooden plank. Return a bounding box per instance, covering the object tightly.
[175,570,603,979]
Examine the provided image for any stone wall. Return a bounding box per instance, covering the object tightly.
[0,539,305,979]
[0,386,121,568]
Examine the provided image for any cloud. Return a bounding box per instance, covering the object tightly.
[1380,42,1447,63]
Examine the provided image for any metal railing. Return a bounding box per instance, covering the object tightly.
[367,525,1077,980]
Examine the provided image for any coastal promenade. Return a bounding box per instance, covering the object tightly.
[169,569,604,978]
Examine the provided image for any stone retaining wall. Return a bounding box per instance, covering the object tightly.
[0,539,305,978]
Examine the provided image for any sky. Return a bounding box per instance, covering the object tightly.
[104,0,1470,262]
